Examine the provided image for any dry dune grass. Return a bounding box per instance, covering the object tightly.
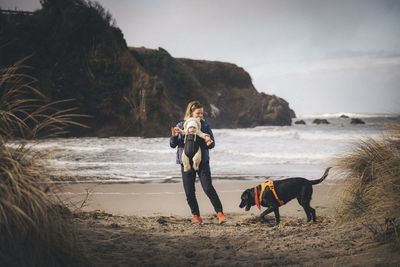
[0,60,87,266]
[335,123,400,245]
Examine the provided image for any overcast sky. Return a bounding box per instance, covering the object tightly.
[3,0,400,115]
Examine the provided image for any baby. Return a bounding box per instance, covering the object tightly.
[174,118,213,172]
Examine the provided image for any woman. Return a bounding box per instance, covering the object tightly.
[170,101,226,224]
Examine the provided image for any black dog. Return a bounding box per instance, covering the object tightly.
[239,167,332,224]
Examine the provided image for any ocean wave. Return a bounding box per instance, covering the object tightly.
[214,128,380,140]
[297,131,381,141]
[26,143,174,155]
[215,150,332,161]
[297,112,398,119]
[45,160,175,167]
[211,159,326,166]
[19,117,390,184]
[24,142,108,153]
[126,148,174,154]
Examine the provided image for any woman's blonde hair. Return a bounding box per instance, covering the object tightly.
[184,100,203,120]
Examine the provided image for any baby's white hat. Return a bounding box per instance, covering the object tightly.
[186,120,198,130]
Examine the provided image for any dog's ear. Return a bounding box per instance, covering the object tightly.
[240,188,257,211]
[245,188,254,202]
[240,189,250,209]
[242,190,248,201]
[247,188,255,210]
[242,189,251,201]
[245,191,252,210]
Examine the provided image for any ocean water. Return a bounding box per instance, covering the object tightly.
[26,113,398,183]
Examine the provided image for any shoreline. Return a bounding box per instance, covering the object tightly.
[61,180,339,218]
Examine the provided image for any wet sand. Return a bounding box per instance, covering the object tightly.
[62,181,400,266]
[61,180,337,217]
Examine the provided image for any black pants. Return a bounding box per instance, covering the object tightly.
[181,162,223,216]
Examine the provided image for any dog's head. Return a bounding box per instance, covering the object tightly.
[239,188,254,211]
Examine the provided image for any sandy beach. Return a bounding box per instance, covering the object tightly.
[62,181,400,266]
[61,180,337,217]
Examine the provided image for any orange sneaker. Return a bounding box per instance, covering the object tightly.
[193,215,203,223]
[217,212,226,224]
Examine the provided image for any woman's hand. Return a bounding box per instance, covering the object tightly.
[204,135,213,146]
[171,127,180,137]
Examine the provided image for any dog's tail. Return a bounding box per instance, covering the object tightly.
[310,167,332,185]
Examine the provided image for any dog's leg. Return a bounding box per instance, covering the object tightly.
[260,207,280,224]
[298,185,314,222]
[310,206,316,222]
[273,208,280,225]
[302,202,316,222]
[298,197,312,222]
[303,203,313,222]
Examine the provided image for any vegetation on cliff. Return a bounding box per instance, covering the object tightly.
[1,0,135,136]
[1,0,294,137]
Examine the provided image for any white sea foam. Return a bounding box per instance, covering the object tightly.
[46,160,174,167]
[217,150,331,160]
[297,112,398,119]
[126,148,174,154]
[211,159,325,166]
[214,127,381,141]
[22,114,397,183]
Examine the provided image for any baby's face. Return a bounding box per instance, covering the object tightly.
[188,126,196,134]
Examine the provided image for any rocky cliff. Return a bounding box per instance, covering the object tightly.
[0,1,295,138]
[129,47,295,135]
[178,58,295,128]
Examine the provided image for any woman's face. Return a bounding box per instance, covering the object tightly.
[191,108,204,119]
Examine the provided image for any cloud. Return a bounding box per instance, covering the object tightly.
[287,50,400,76]
[303,58,399,74]
[325,50,400,59]
[248,52,400,81]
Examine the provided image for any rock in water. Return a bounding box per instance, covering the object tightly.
[295,120,306,125]
[350,118,365,124]
[313,119,330,125]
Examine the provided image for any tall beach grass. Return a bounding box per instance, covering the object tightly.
[335,123,400,245]
[0,60,88,266]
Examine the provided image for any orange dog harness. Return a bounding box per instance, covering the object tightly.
[254,180,284,210]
